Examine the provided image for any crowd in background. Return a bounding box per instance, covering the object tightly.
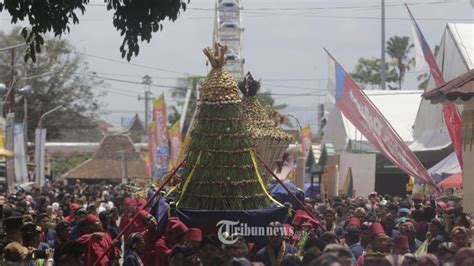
[0,181,472,266]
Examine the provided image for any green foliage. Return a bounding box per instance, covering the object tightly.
[351,35,415,90]
[351,57,398,89]
[0,27,106,141]
[386,36,415,90]
[178,104,271,210]
[0,0,189,62]
[52,152,91,176]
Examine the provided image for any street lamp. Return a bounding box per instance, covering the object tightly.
[35,105,63,187]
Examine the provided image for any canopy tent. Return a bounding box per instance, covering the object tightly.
[410,23,473,152]
[323,91,422,152]
[428,152,461,182]
[303,183,320,197]
[437,172,463,190]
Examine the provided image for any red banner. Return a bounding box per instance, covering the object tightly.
[407,5,463,168]
[327,52,437,189]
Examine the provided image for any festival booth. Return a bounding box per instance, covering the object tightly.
[322,91,422,197]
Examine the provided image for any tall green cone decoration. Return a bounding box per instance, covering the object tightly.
[238,73,293,180]
[178,43,273,210]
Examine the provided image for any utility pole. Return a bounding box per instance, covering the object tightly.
[381,0,386,90]
[141,75,153,131]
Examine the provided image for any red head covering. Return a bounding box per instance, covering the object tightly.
[70,203,80,212]
[167,218,188,236]
[123,197,132,206]
[186,228,202,242]
[137,210,150,221]
[86,214,97,226]
[368,223,385,238]
[292,210,320,228]
[347,217,361,227]
[393,235,409,250]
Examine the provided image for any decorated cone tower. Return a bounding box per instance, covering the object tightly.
[238,73,293,180]
[178,43,275,210]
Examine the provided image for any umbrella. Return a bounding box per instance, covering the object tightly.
[437,172,463,190]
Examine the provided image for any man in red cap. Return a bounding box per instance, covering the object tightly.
[392,235,409,255]
[78,214,120,266]
[355,223,389,266]
[154,217,189,266]
[345,218,364,259]
[186,228,202,248]
[64,203,80,223]
[120,197,138,242]
[137,210,158,266]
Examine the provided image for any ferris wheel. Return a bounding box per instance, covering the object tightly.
[213,0,245,80]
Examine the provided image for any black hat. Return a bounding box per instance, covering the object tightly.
[200,235,221,249]
[3,216,23,231]
[20,222,41,234]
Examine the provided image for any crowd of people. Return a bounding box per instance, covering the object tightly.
[0,181,472,266]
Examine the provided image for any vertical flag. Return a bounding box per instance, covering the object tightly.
[168,120,182,167]
[300,125,312,157]
[14,124,28,183]
[326,50,438,189]
[147,122,157,179]
[152,94,169,180]
[341,167,354,198]
[406,4,463,168]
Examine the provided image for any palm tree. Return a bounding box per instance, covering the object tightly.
[386,36,415,90]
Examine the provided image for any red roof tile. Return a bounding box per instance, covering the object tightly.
[422,69,474,102]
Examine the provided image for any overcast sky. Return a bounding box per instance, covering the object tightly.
[1,0,473,129]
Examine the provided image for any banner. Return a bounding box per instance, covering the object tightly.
[341,167,354,198]
[147,122,157,179]
[34,128,46,187]
[5,114,15,192]
[300,125,312,157]
[326,51,437,189]
[152,94,169,180]
[406,4,463,168]
[14,124,28,184]
[168,120,182,167]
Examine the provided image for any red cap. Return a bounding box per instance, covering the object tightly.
[292,210,320,228]
[393,235,409,250]
[186,228,202,242]
[86,214,97,225]
[347,217,361,227]
[368,223,385,238]
[137,210,150,221]
[167,218,188,236]
[70,203,80,212]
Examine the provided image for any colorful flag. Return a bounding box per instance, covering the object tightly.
[326,51,438,189]
[341,167,354,198]
[406,4,463,168]
[300,125,312,157]
[147,122,157,179]
[168,120,182,167]
[152,94,169,180]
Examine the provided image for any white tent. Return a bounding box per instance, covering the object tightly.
[427,152,461,182]
[322,90,422,152]
[410,23,474,151]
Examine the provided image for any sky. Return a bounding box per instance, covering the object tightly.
[1,0,473,129]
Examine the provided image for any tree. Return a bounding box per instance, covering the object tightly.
[0,0,189,62]
[0,27,106,141]
[351,57,398,89]
[386,36,414,90]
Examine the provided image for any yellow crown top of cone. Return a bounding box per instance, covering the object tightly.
[200,43,240,103]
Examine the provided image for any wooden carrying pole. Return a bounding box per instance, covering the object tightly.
[93,158,185,266]
[255,153,322,229]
